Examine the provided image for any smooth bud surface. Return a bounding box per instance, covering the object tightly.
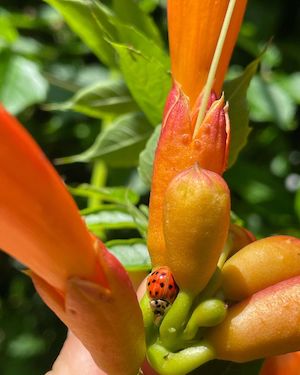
[206,276,300,362]
[163,164,230,294]
[222,236,300,301]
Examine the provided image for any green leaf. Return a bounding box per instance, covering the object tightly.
[224,58,260,168]
[112,0,162,46]
[125,203,149,239]
[276,72,300,104]
[138,0,159,13]
[0,11,19,43]
[110,28,171,125]
[69,184,139,205]
[248,75,297,130]
[48,79,138,119]
[0,52,48,114]
[57,112,153,167]
[138,124,161,187]
[45,0,117,66]
[84,209,136,230]
[106,239,151,271]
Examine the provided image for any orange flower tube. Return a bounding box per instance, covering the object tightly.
[168,0,247,106]
[0,105,145,375]
[206,276,300,362]
[222,236,300,301]
[0,105,105,292]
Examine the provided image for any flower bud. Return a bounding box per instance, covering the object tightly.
[163,163,230,294]
[148,84,230,268]
[222,236,300,301]
[206,276,300,362]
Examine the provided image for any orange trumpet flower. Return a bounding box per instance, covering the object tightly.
[0,105,145,375]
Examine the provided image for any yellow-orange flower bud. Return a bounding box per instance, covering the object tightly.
[206,276,300,362]
[222,236,300,301]
[163,163,230,294]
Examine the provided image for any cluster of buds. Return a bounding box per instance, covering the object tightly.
[143,1,300,373]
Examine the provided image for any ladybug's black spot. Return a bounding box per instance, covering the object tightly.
[160,282,165,288]
[152,279,156,283]
[147,282,150,286]
[149,291,153,296]
[151,272,155,276]
[168,284,173,289]
[155,271,159,275]
[155,291,159,296]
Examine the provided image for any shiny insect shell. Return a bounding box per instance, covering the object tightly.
[147,267,179,318]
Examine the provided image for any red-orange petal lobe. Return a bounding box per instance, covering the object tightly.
[168,0,247,106]
[192,94,230,174]
[0,105,106,292]
[260,352,300,375]
[32,239,145,375]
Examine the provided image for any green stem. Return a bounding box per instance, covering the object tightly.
[88,159,107,209]
[193,0,237,138]
[140,292,158,345]
[159,291,194,350]
[147,341,215,375]
[183,299,227,341]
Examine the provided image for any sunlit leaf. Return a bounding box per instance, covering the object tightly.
[48,79,138,119]
[46,0,117,66]
[0,52,48,114]
[84,209,136,230]
[110,27,171,125]
[70,184,139,205]
[56,112,153,167]
[112,0,162,45]
[106,239,151,271]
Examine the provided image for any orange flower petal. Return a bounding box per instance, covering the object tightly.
[168,0,247,106]
[31,234,146,375]
[260,352,300,375]
[0,105,107,291]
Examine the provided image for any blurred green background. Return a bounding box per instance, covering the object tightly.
[0,0,299,374]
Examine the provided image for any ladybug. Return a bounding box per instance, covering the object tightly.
[147,266,179,321]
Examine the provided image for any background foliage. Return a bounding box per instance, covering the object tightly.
[0,0,299,374]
